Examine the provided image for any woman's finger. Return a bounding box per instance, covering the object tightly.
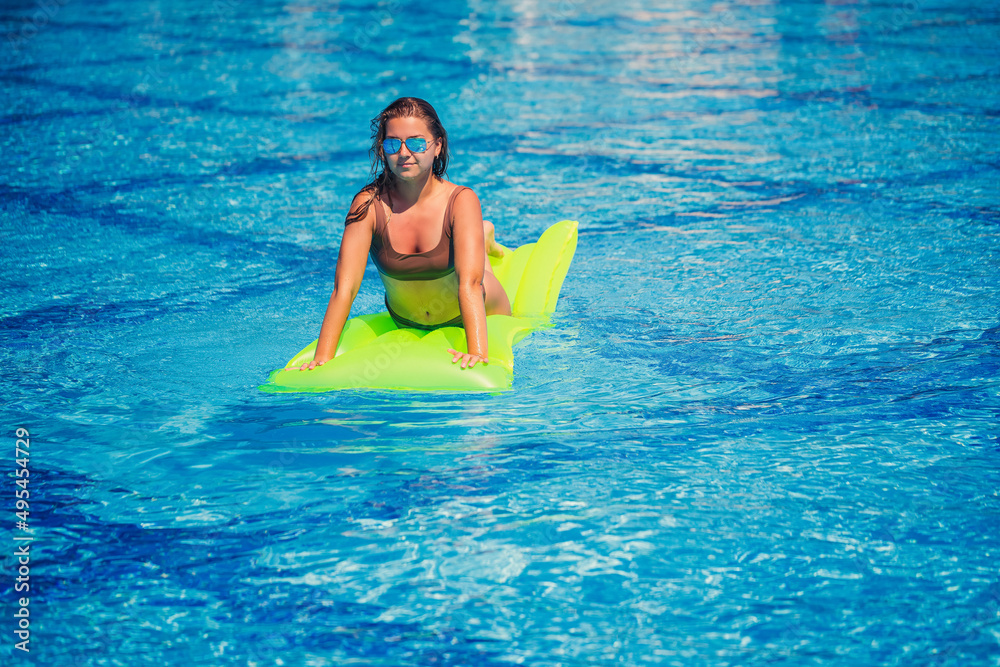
[445,349,487,369]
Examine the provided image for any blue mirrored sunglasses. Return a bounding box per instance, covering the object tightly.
[382,137,435,155]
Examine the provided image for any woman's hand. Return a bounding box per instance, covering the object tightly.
[448,348,487,369]
[298,359,326,371]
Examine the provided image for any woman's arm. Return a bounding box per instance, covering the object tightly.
[299,191,374,370]
[448,188,489,369]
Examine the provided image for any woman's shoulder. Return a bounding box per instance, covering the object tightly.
[443,181,479,203]
[442,182,482,228]
[352,183,379,205]
[345,185,379,226]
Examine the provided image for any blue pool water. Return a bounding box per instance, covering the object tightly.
[2,0,999,664]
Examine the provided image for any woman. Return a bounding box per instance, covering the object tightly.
[299,97,511,372]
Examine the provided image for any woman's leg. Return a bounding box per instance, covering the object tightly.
[483,220,510,315]
[480,220,511,315]
[483,271,511,316]
[484,220,505,261]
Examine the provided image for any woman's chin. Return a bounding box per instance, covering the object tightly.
[391,167,425,182]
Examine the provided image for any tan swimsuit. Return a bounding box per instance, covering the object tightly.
[369,186,467,280]
[369,186,482,330]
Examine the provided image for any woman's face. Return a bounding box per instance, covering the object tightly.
[384,115,440,182]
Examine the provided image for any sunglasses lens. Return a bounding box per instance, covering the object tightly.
[382,138,402,154]
[406,138,428,153]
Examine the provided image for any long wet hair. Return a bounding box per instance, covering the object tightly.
[346,97,450,225]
